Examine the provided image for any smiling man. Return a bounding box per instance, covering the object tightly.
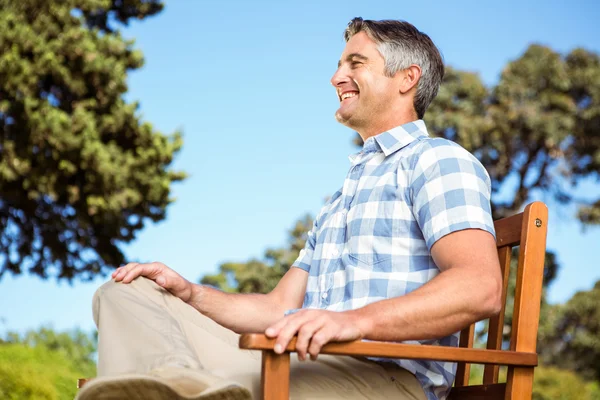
[77,18,501,400]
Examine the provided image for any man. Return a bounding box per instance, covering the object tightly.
[77,17,501,400]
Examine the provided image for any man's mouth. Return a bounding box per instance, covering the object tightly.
[340,91,359,103]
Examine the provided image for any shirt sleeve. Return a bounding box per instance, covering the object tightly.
[291,217,318,272]
[409,139,495,251]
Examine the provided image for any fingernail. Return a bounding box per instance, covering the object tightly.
[265,328,274,336]
[274,344,283,353]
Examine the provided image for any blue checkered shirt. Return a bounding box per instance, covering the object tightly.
[291,120,495,400]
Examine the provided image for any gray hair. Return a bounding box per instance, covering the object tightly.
[344,17,444,119]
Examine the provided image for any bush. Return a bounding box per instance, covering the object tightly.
[0,327,96,400]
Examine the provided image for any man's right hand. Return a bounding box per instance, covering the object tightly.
[112,262,195,303]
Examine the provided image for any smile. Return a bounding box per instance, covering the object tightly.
[340,91,359,102]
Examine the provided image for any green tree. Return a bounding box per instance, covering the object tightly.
[356,45,600,221]
[532,366,600,400]
[0,326,96,399]
[539,281,600,381]
[424,45,600,221]
[203,44,600,297]
[430,47,600,373]
[201,215,312,294]
[0,0,185,282]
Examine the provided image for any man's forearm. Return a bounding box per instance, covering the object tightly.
[351,266,502,342]
[187,284,286,334]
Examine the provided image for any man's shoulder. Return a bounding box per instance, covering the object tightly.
[410,136,470,156]
[396,136,480,169]
[397,136,490,186]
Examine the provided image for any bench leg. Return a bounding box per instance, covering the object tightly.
[505,366,534,400]
[261,350,290,400]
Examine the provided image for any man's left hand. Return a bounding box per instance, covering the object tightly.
[264,309,365,361]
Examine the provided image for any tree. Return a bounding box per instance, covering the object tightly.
[0,0,185,281]
[425,45,600,220]
[202,44,599,296]
[532,366,600,400]
[357,46,600,220]
[0,326,96,399]
[539,280,600,381]
[201,215,312,294]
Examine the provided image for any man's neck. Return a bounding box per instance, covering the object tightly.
[357,114,419,142]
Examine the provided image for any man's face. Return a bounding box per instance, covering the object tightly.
[331,32,399,132]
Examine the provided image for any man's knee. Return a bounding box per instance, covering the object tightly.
[92,277,162,323]
[95,277,159,300]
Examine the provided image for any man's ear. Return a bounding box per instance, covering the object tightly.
[398,65,422,94]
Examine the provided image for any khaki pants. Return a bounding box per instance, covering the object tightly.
[93,277,426,400]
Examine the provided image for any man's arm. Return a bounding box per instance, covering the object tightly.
[353,228,502,341]
[266,228,502,361]
[189,267,308,333]
[111,262,308,334]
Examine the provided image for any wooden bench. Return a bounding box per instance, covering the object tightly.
[238,201,548,400]
[79,201,548,399]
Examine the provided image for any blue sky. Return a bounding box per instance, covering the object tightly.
[1,0,599,334]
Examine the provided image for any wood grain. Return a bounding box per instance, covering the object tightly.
[239,334,537,367]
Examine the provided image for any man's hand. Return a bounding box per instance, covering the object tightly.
[265,309,366,361]
[112,262,194,303]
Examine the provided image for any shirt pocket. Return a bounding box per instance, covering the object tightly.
[344,196,393,266]
[344,236,392,268]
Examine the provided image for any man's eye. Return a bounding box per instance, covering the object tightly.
[351,61,362,67]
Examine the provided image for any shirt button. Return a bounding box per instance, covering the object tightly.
[331,249,339,257]
[321,292,328,300]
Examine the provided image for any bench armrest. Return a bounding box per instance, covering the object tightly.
[239,333,537,367]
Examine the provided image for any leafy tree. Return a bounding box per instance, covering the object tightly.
[0,326,96,399]
[424,45,599,221]
[201,215,312,294]
[0,0,185,282]
[2,325,97,374]
[466,365,600,400]
[203,44,599,297]
[539,281,600,381]
[532,366,600,400]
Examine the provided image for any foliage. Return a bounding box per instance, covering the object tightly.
[201,215,312,294]
[355,45,600,221]
[539,281,600,381]
[0,326,96,399]
[476,248,559,343]
[0,0,185,282]
[200,43,600,396]
[466,365,600,400]
[203,44,600,298]
[427,45,600,220]
[532,366,600,400]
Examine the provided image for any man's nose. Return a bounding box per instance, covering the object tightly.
[330,67,349,87]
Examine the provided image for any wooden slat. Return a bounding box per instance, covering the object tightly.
[506,202,548,400]
[455,323,475,387]
[505,367,534,400]
[77,378,90,389]
[494,212,523,248]
[484,245,512,384]
[449,383,506,400]
[261,351,290,400]
[239,334,537,366]
[509,202,547,353]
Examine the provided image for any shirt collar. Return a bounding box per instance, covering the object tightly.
[348,120,429,163]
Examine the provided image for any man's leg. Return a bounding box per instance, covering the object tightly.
[135,278,427,400]
[90,277,426,399]
[80,277,251,399]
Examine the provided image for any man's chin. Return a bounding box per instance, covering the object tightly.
[335,109,353,124]
[335,110,362,129]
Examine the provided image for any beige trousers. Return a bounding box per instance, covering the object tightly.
[93,277,426,400]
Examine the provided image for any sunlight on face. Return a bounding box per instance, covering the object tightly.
[331,32,398,133]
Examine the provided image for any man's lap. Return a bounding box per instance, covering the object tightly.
[95,277,426,399]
